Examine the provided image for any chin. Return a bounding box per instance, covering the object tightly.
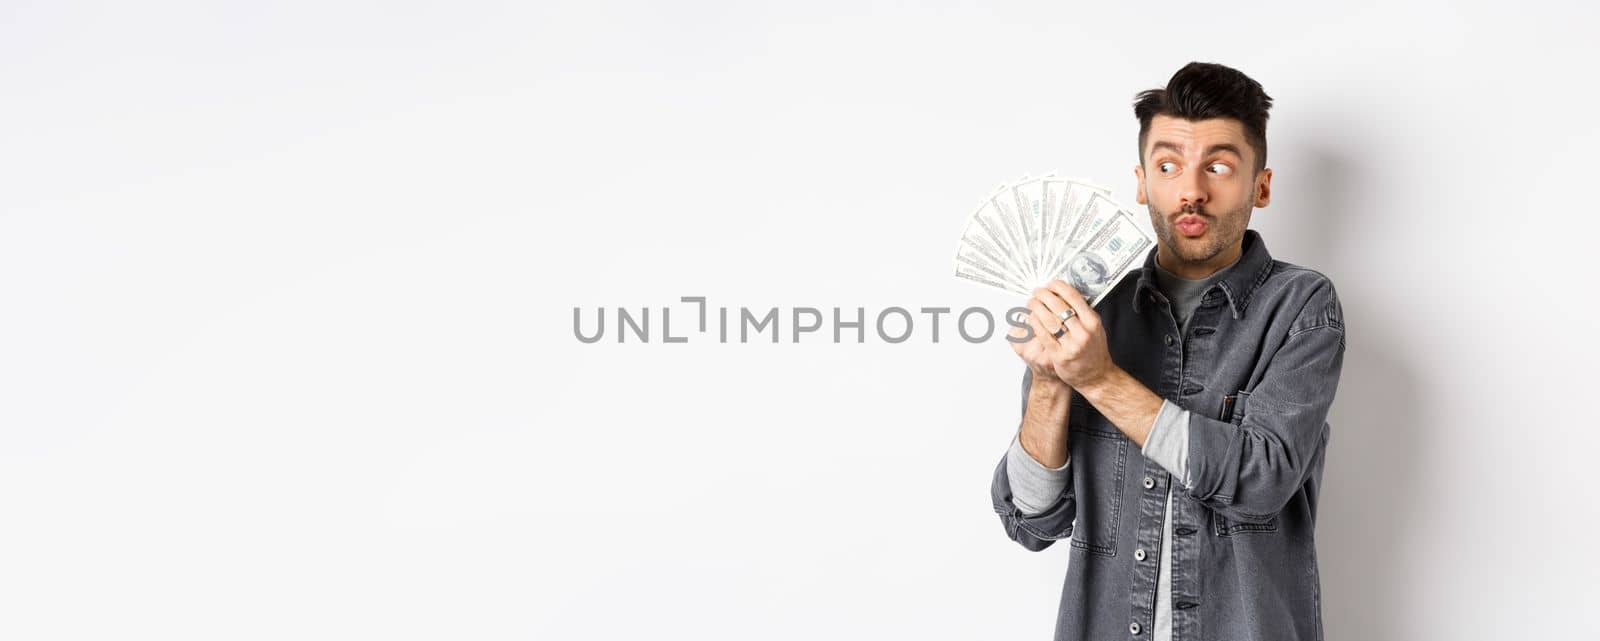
[1167,234,1202,250]
[1172,241,1222,263]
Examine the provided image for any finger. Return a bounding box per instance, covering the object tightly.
[1028,298,1067,339]
[1057,315,1087,351]
[1025,297,1050,323]
[1008,306,1031,327]
[1025,306,1062,349]
[1047,280,1097,328]
[1031,309,1065,344]
[1009,306,1049,345]
[1031,287,1072,323]
[1006,308,1030,337]
[1029,297,1072,337]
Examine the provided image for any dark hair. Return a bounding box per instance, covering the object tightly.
[1134,62,1273,174]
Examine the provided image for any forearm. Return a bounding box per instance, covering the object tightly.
[992,368,1080,550]
[1017,375,1073,468]
[1075,367,1164,449]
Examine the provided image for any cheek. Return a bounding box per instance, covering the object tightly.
[1212,180,1252,203]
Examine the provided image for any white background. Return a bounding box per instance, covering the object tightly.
[2,1,1594,639]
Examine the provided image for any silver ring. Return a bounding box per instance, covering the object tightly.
[1050,308,1075,339]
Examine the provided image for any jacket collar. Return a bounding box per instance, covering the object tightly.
[1131,229,1275,320]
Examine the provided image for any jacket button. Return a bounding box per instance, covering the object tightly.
[1130,622,1142,635]
[1163,334,1174,346]
[1143,476,1155,489]
[1134,548,1147,561]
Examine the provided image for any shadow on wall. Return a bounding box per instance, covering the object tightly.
[1267,141,1422,641]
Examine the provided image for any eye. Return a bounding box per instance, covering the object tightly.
[1208,163,1232,175]
[1158,161,1177,174]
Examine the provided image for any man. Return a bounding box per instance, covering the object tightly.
[989,62,1346,641]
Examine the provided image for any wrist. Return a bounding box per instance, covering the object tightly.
[1028,373,1073,400]
[1073,367,1124,400]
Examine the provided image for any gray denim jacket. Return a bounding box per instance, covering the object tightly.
[990,230,1346,641]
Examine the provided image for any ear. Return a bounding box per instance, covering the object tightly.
[1253,167,1272,208]
[1133,164,1147,205]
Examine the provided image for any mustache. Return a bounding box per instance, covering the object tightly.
[1171,203,1210,220]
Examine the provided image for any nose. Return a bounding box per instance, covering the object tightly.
[1178,168,1208,209]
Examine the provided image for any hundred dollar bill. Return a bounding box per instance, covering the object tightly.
[951,173,1142,300]
[1039,178,1066,276]
[1041,179,1111,279]
[1045,204,1153,307]
[955,230,1027,291]
[954,259,1032,296]
[1009,174,1054,282]
[987,181,1035,284]
[1067,191,1122,244]
[960,198,1031,286]
[975,185,1037,284]
[953,206,1030,292]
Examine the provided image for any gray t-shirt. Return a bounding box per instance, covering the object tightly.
[1154,257,1234,328]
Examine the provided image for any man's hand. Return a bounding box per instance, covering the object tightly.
[1009,279,1164,450]
[1007,295,1066,388]
[1010,280,1118,390]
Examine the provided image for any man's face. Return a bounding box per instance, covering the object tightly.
[1134,114,1272,277]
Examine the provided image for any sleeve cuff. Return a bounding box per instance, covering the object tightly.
[1006,430,1070,515]
[1141,400,1192,489]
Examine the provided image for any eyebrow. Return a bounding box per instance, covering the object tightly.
[1149,140,1245,159]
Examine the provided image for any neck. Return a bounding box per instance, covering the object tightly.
[1155,240,1243,280]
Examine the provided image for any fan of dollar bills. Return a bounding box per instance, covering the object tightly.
[953,173,1154,307]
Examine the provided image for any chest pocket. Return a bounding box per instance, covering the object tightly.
[1210,390,1280,536]
[1067,395,1128,556]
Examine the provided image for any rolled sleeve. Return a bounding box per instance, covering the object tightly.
[1140,400,1192,489]
[1007,430,1071,515]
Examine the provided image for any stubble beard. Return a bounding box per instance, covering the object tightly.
[1147,201,1248,267]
